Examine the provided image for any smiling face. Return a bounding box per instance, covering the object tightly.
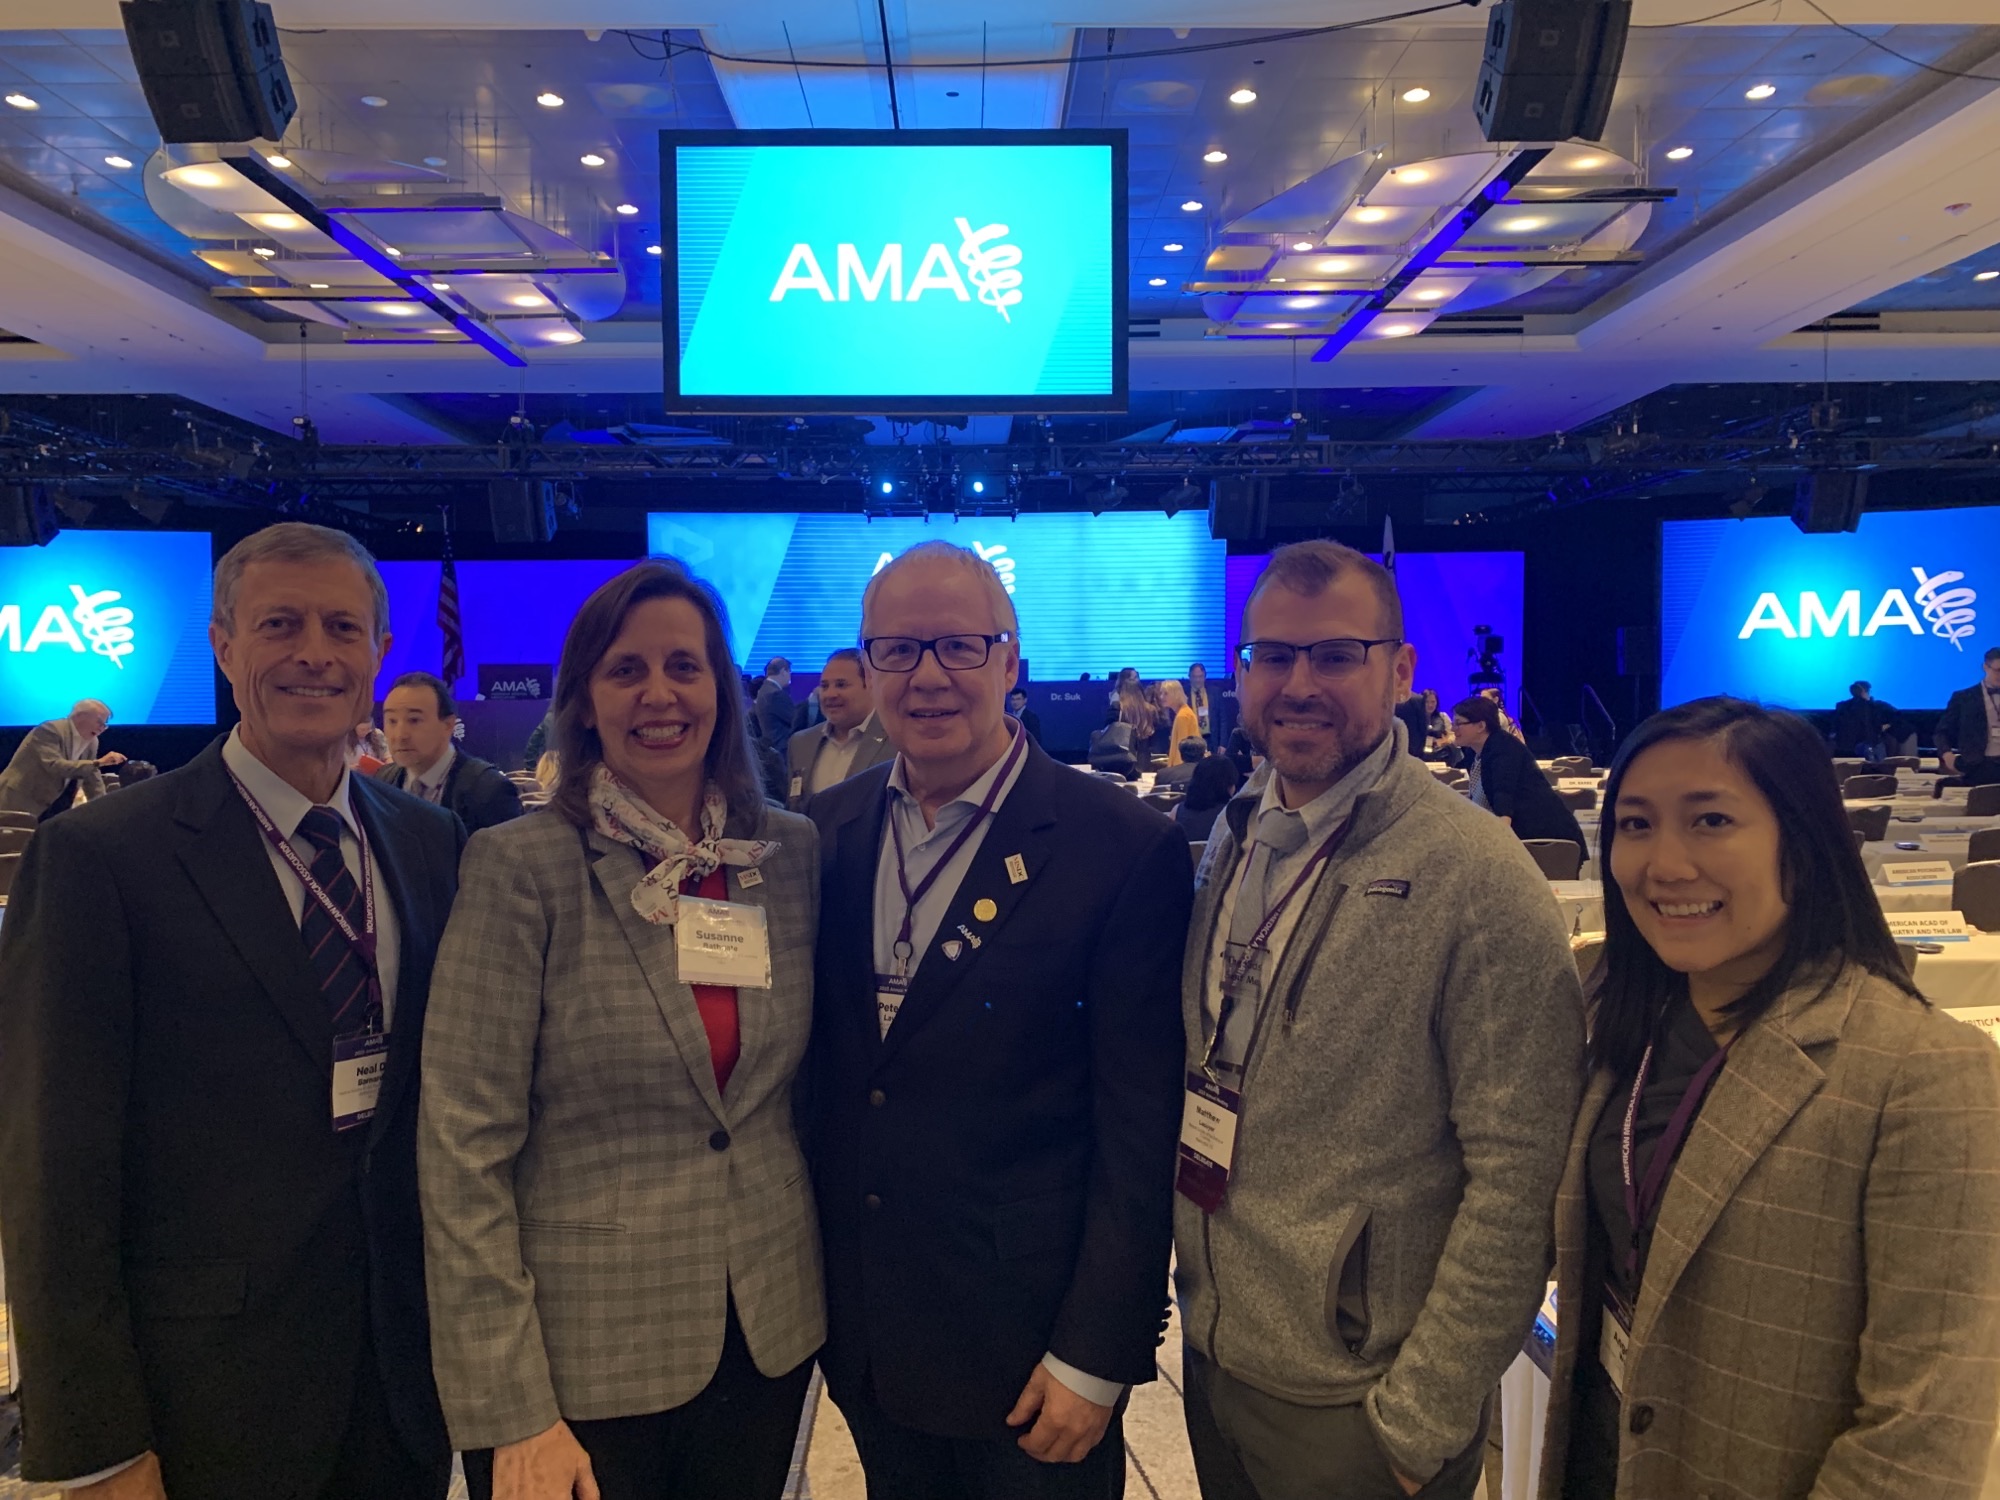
[585,595,717,825]
[1610,735,1790,1000]
[382,682,456,773]
[818,654,871,734]
[210,557,389,773]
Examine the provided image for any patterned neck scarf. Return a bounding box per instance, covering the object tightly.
[588,764,778,925]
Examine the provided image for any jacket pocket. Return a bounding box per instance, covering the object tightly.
[993,1191,1081,1261]
[517,1218,627,1235]
[1323,1208,1372,1354]
[128,1259,249,1319]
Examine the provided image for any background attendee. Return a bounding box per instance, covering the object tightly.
[0,522,458,1500]
[1455,695,1586,854]
[1187,663,1213,742]
[377,670,522,833]
[1394,688,1431,759]
[755,656,796,748]
[1935,645,2000,787]
[1174,753,1236,842]
[0,699,123,820]
[787,646,892,810]
[1179,540,1582,1500]
[1160,679,1201,767]
[1422,689,1455,755]
[1831,680,1896,761]
[1225,723,1258,783]
[534,750,560,793]
[349,720,389,775]
[1008,686,1042,746]
[1480,685,1526,741]
[806,540,1191,1499]
[1117,676,1159,772]
[421,561,823,1500]
[1539,696,2000,1500]
[1157,737,1208,790]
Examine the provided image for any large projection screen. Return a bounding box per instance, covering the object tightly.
[663,129,1128,413]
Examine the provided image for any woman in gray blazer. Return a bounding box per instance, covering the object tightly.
[420,561,823,1500]
[1539,697,2000,1500]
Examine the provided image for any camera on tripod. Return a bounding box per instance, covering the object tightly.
[1469,625,1506,689]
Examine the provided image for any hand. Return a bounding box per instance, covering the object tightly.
[68,1451,167,1499]
[1942,751,1958,772]
[492,1421,599,1500]
[1393,1467,1423,1497]
[96,752,128,767]
[1005,1365,1113,1464]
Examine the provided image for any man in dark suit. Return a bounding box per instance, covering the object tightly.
[806,540,1191,1500]
[0,522,460,1500]
[1452,695,1586,853]
[786,648,893,810]
[754,656,796,747]
[376,670,523,833]
[1007,688,1042,746]
[1832,680,1897,761]
[1935,646,2000,787]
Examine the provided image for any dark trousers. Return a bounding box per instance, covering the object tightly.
[35,782,77,823]
[836,1373,1125,1500]
[316,1327,450,1500]
[1182,1346,1487,1500]
[463,1302,813,1500]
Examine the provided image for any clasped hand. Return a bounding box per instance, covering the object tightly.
[1005,1364,1113,1465]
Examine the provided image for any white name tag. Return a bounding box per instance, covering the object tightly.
[1882,861,1956,885]
[1946,1007,2000,1049]
[875,973,908,1038]
[1885,910,1972,940]
[789,775,804,801]
[332,1032,388,1132]
[675,895,773,988]
[1599,1297,1632,1397]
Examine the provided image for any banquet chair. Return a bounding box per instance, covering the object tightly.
[0,825,32,857]
[1541,767,1563,786]
[1894,943,1921,978]
[1970,828,2000,865]
[1572,938,1606,982]
[1557,787,1598,812]
[1966,784,2000,818]
[1848,805,1891,843]
[1141,791,1184,814]
[0,851,19,900]
[1842,773,1897,800]
[1951,861,2000,933]
[1882,756,1921,772]
[0,810,35,829]
[1552,757,1593,776]
[1830,758,1868,781]
[1523,840,1583,881]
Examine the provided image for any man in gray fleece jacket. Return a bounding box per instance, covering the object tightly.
[1176,539,1584,1499]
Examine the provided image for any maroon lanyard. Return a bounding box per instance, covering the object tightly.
[1620,1030,1732,1285]
[228,767,379,976]
[886,728,1027,975]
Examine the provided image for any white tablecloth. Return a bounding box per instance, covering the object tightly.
[1550,880,1604,935]
[1865,835,1977,881]
[1875,879,1960,912]
[1914,934,2000,1010]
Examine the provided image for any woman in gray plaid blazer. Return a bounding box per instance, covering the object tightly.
[1539,698,2000,1500]
[419,563,824,1500]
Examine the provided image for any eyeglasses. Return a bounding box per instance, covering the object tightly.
[1235,637,1402,679]
[863,632,1013,673]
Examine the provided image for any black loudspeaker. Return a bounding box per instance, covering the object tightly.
[0,485,59,547]
[1208,478,1269,542]
[1792,472,1867,534]
[1473,0,1632,144]
[120,0,295,145]
[1617,625,1658,677]
[487,478,558,544]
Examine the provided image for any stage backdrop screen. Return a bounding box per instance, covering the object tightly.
[377,559,636,700]
[663,130,1127,413]
[649,511,1223,680]
[1661,512,1994,709]
[0,529,213,726]
[1224,551,1526,709]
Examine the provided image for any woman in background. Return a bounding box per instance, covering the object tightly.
[1187,662,1213,742]
[1159,680,1202,768]
[1118,678,1160,772]
[1175,754,1239,844]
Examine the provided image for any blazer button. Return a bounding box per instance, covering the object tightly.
[708,1129,731,1152]
[864,1193,883,1210]
[1629,1404,1654,1435]
[869,1088,887,1107]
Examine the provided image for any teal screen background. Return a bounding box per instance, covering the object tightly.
[673,141,1116,401]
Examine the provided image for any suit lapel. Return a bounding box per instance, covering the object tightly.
[173,744,331,1073]
[590,830,729,1125]
[350,778,430,1147]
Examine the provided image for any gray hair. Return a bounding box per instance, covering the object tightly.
[861,539,1020,638]
[70,699,110,721]
[213,522,389,640]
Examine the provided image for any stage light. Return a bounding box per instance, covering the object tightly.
[1666,146,1694,160]
[580,153,606,167]
[1159,479,1203,515]
[878,478,897,496]
[1401,86,1432,103]
[1181,200,1204,212]
[536,91,565,107]
[104,154,133,169]
[1745,82,1776,100]
[1203,149,1228,163]
[1229,88,1257,104]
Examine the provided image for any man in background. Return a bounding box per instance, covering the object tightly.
[1156,737,1207,790]
[0,699,124,821]
[787,648,892,810]
[1937,646,2000,787]
[1832,681,1897,761]
[376,671,522,834]
[1008,687,1042,746]
[755,656,796,747]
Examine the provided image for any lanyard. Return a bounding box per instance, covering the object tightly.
[1619,1028,1732,1285]
[228,767,380,979]
[886,728,1027,977]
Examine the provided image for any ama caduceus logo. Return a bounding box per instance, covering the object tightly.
[769,217,1024,320]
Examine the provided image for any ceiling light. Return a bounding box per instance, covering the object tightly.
[1292,240,1315,251]
[1500,215,1549,232]
[1286,297,1319,309]
[536,91,565,107]
[173,166,229,189]
[1163,242,1184,252]
[361,95,388,107]
[1414,288,1447,301]
[1203,149,1228,163]
[374,303,421,316]
[615,202,639,215]
[580,152,606,167]
[430,281,451,290]
[646,244,662,255]
[1565,153,1608,170]
[543,328,584,343]
[1229,88,1257,104]
[1316,258,1354,274]
[103,154,133,169]
[1666,146,1694,160]
[509,292,550,308]
[1400,87,1432,103]
[423,156,448,167]
[4,93,38,110]
[1976,270,2000,282]
[1393,167,1431,184]
[1353,206,1391,224]
[265,154,292,169]
[308,282,329,288]
[1745,82,1777,100]
[244,212,306,231]
[1148,277,1168,286]
[1270,277,1286,283]
[251,246,276,257]
[1265,322,1300,329]
[383,246,402,256]
[1378,322,1420,337]
[1181,199,1204,212]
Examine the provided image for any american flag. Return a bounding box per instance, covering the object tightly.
[437,542,463,688]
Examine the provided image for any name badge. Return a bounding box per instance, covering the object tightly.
[1599,1289,1633,1397]
[332,1031,389,1132]
[675,895,773,989]
[1174,1071,1241,1213]
[874,972,909,1039]
[789,774,804,801]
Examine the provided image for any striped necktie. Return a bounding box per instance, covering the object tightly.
[296,806,379,1034]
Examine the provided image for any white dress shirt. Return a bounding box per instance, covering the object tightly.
[410,744,457,805]
[809,713,875,795]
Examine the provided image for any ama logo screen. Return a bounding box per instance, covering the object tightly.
[1660,511,1997,710]
[663,130,1127,412]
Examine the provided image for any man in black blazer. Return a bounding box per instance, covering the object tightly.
[1452,695,1586,853]
[1935,646,2000,787]
[806,540,1191,1499]
[0,523,460,1500]
[376,670,524,833]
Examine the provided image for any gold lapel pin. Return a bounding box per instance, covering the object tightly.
[973,897,998,922]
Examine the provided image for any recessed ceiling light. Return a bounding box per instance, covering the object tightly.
[431,281,451,290]
[1745,82,1777,100]
[1353,206,1391,224]
[103,154,133,169]
[1317,258,1354,274]
[308,282,329,289]
[580,152,606,167]
[1229,88,1257,104]
[1286,297,1318,309]
[265,154,292,169]
[1163,242,1184,252]
[1393,167,1431,184]
[1181,199,1204,212]
[1666,145,1694,160]
[1400,87,1432,103]
[361,95,388,107]
[536,91,564,107]
[543,328,584,344]
[1378,322,1419,337]
[1292,240,1315,251]
[423,156,448,167]
[1565,153,1608,170]
[383,246,402,256]
[1977,270,2000,282]
[646,244,662,255]
[252,246,276,257]
[1148,276,1168,286]
[1500,215,1548,232]
[173,166,229,189]
[615,202,639,215]
[245,212,306,231]
[1265,322,1300,329]
[510,292,550,308]
[1270,276,1286,283]
[4,93,38,111]
[1414,288,1447,301]
[376,303,421,316]
[1203,149,1228,163]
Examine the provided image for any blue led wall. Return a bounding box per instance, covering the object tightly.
[0,530,213,726]
[1661,512,1997,709]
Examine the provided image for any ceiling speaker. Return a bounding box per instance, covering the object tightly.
[1792,472,1867,534]
[121,0,296,145]
[1473,0,1632,145]
[1208,478,1269,542]
[0,484,60,547]
[487,478,558,544]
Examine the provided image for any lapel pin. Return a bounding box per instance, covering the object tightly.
[942,940,964,961]
[973,897,998,922]
[1005,854,1028,885]
[738,868,764,889]
[957,922,983,949]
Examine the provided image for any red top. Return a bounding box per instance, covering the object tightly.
[684,865,740,1092]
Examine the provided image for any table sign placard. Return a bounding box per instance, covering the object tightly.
[1886,911,1972,940]
[1882,861,1956,885]
[1945,1007,2000,1049]
[1558,777,1603,790]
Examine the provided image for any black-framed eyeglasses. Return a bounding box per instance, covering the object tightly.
[863,632,1014,673]
[1235,637,1402,679]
